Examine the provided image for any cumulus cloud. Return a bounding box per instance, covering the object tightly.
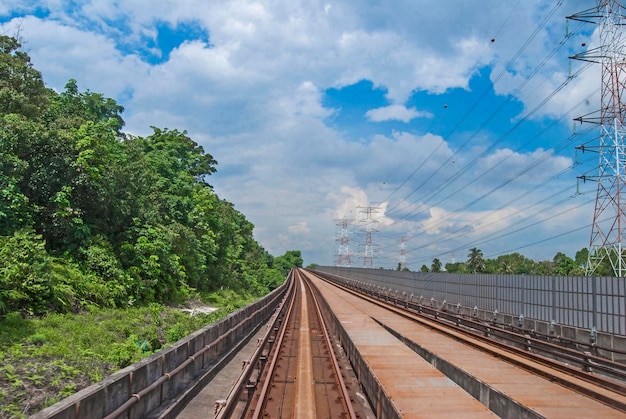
[0,0,597,267]
[288,222,310,234]
[365,105,432,123]
[2,16,146,97]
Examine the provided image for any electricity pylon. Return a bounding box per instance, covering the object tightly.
[334,216,353,267]
[569,1,626,276]
[357,205,380,268]
[399,237,408,271]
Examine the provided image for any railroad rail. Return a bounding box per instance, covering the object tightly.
[320,270,626,402]
[214,269,361,418]
[356,281,626,382]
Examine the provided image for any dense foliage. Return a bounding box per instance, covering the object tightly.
[0,305,230,417]
[0,36,299,316]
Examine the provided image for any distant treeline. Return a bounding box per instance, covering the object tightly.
[415,247,599,276]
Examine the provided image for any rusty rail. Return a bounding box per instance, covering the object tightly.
[230,269,360,418]
[303,271,357,419]
[214,271,297,418]
[249,273,299,418]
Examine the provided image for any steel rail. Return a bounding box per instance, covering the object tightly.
[301,270,358,419]
[331,271,626,386]
[214,271,296,418]
[250,273,299,419]
[368,287,626,385]
[312,270,626,413]
[246,269,357,418]
[383,288,626,379]
[373,285,626,390]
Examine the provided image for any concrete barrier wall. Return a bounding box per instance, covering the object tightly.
[32,282,288,419]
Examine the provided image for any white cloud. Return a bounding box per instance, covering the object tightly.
[0,1,598,267]
[365,105,431,123]
[288,222,310,234]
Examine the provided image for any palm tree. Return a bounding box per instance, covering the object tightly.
[467,247,485,273]
[431,258,442,272]
[498,261,514,274]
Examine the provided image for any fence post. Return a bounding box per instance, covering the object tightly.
[495,275,499,313]
[550,275,556,324]
[592,276,597,332]
[521,276,525,320]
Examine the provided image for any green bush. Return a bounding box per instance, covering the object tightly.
[105,334,144,369]
[0,230,53,315]
[166,323,186,343]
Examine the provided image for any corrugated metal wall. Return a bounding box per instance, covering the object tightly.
[315,267,626,336]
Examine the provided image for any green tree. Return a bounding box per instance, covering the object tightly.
[431,258,442,272]
[575,248,589,268]
[0,229,114,315]
[497,260,513,274]
[493,253,533,274]
[0,35,49,118]
[552,252,577,275]
[444,262,465,273]
[0,36,297,316]
[0,35,50,236]
[273,250,303,277]
[534,260,552,275]
[47,79,124,133]
[467,247,485,273]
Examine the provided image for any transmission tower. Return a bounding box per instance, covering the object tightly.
[334,216,353,267]
[569,1,626,277]
[357,205,380,268]
[399,237,408,271]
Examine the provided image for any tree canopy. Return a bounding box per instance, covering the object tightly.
[0,36,292,315]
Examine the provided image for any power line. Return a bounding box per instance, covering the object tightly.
[340,5,598,268]
[382,1,573,217]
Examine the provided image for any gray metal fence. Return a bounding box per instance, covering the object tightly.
[315,267,626,336]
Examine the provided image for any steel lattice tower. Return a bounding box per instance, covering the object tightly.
[399,237,408,271]
[334,217,353,267]
[357,205,380,268]
[569,1,626,276]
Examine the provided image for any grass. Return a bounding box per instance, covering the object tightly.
[0,290,257,418]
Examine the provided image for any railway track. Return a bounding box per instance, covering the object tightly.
[356,280,626,385]
[312,268,626,416]
[214,269,363,418]
[199,268,626,417]
[32,265,626,417]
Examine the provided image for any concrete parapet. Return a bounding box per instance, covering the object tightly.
[313,283,402,418]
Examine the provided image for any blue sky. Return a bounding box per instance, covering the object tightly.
[1,1,604,268]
